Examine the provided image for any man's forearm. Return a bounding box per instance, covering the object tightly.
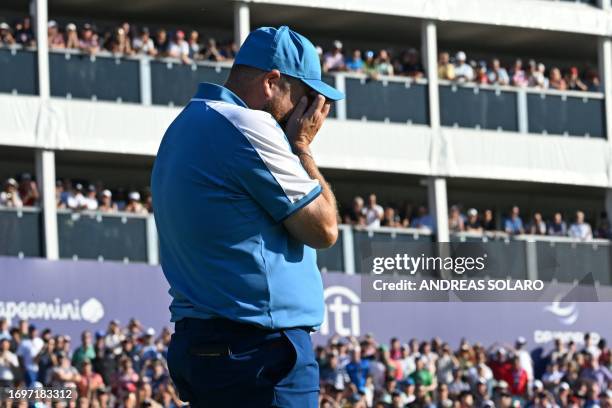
[296,149,337,218]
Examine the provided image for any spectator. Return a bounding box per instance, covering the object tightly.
[528,212,547,235]
[438,52,456,80]
[111,27,133,55]
[99,189,118,213]
[14,17,34,47]
[73,331,96,371]
[511,59,528,87]
[454,51,474,82]
[529,62,548,89]
[567,66,588,91]
[65,23,79,49]
[67,183,88,210]
[364,194,384,228]
[154,29,170,57]
[549,67,567,91]
[487,58,510,85]
[580,352,612,391]
[323,40,346,72]
[465,208,483,233]
[79,23,99,54]
[18,173,39,206]
[17,324,44,385]
[132,27,157,56]
[51,352,81,389]
[569,210,593,240]
[187,30,200,60]
[46,20,65,49]
[375,49,394,76]
[0,22,16,46]
[397,48,424,78]
[201,38,225,62]
[585,69,601,92]
[548,212,567,236]
[346,347,369,392]
[411,206,434,232]
[596,212,612,239]
[345,49,364,73]
[363,50,377,77]
[475,61,488,85]
[343,196,365,225]
[504,206,524,235]
[125,191,148,214]
[0,178,22,208]
[381,206,401,228]
[0,337,18,388]
[168,30,191,64]
[508,356,529,397]
[219,40,238,60]
[84,185,99,211]
[449,205,465,233]
[77,360,105,399]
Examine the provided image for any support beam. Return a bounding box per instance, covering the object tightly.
[598,0,611,10]
[35,150,58,260]
[427,177,449,242]
[234,1,251,47]
[599,36,612,140]
[139,57,152,106]
[334,74,347,120]
[421,20,440,129]
[31,0,50,99]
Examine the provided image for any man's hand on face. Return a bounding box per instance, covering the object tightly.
[285,94,331,155]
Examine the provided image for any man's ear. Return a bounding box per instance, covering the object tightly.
[262,69,282,99]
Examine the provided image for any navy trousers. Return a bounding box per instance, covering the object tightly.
[167,318,319,407]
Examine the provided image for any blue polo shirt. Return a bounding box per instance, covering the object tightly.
[151,83,324,330]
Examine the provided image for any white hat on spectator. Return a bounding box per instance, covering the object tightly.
[66,23,76,32]
[533,379,544,390]
[102,189,112,198]
[128,191,141,201]
[333,40,343,50]
[456,51,467,61]
[75,183,83,191]
[516,336,527,345]
[560,382,570,391]
[48,20,57,28]
[145,327,155,336]
[0,22,9,30]
[315,46,323,56]
[6,178,17,187]
[468,208,478,217]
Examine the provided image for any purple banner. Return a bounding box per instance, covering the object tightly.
[0,257,609,349]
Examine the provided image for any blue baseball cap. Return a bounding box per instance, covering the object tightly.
[234,26,344,101]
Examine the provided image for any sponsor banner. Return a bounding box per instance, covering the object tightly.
[0,257,609,349]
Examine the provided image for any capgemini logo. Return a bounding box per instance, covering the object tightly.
[544,297,579,326]
[320,286,361,337]
[80,298,105,323]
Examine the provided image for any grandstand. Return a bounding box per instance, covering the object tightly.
[0,0,612,406]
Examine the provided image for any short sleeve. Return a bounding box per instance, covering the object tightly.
[209,101,321,222]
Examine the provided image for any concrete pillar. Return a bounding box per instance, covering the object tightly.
[598,36,612,140]
[597,0,611,10]
[35,150,58,260]
[31,0,50,99]
[234,1,250,47]
[427,177,449,242]
[421,20,440,129]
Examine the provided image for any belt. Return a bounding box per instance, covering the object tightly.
[174,317,289,357]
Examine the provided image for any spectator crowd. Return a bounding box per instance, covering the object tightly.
[341,195,607,241]
[317,332,611,408]
[0,317,181,408]
[0,16,237,65]
[0,316,609,408]
[0,174,151,215]
[0,16,600,90]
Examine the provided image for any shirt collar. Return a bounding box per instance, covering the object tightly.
[193,83,247,108]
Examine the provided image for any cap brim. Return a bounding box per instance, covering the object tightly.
[301,78,345,101]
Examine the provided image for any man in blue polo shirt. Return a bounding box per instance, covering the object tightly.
[151,26,343,407]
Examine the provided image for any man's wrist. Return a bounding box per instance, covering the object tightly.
[293,146,313,159]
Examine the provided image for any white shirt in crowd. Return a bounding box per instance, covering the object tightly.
[363,205,384,228]
[169,41,189,57]
[0,351,18,381]
[568,223,593,240]
[17,337,44,374]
